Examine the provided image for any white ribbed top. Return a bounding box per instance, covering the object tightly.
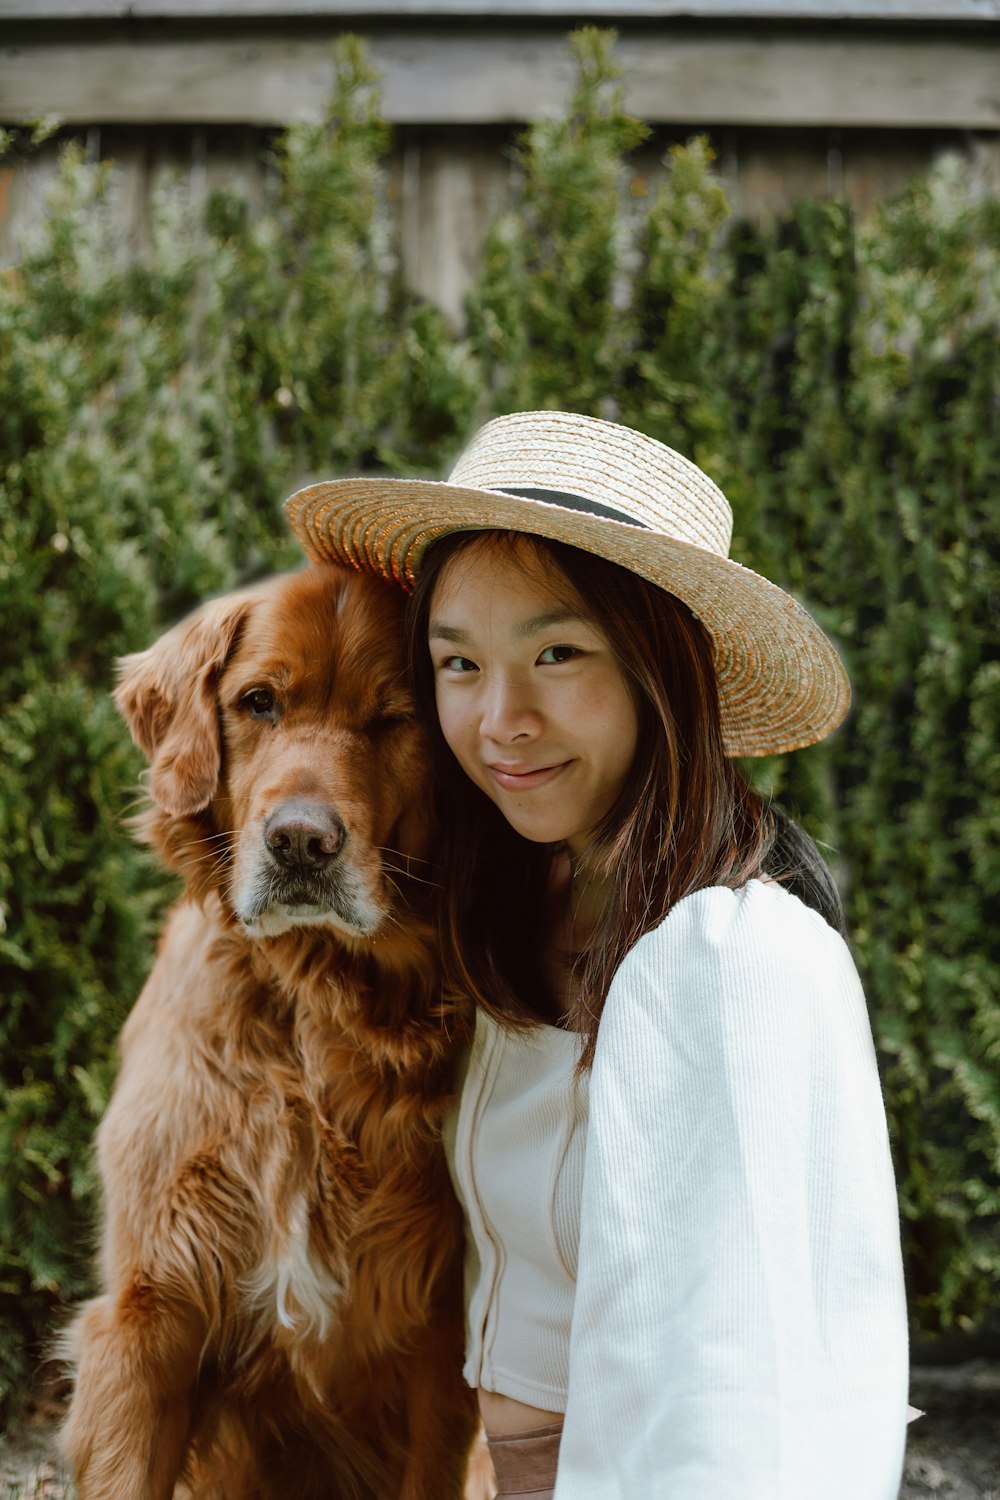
[445,880,909,1499]
[446,1007,588,1407]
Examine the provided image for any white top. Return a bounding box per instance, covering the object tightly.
[447,997,588,1407]
[445,879,909,1498]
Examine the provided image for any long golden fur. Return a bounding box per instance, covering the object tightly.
[60,564,483,1500]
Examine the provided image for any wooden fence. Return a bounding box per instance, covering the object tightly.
[2,2,998,320]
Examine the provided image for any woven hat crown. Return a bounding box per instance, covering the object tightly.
[450,412,734,557]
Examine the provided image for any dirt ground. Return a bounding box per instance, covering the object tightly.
[903,1361,1000,1499]
[2,1362,998,1499]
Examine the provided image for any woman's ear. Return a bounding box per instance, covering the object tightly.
[115,593,255,817]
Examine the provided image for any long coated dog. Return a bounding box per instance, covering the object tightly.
[60,565,483,1499]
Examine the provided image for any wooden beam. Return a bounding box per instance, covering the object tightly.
[1,29,996,128]
[1,1,998,18]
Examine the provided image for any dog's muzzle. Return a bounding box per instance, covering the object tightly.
[234,798,384,938]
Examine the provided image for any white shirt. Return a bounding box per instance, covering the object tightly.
[447,880,909,1498]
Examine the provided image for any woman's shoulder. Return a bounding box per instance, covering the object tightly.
[595,881,874,1095]
[639,877,847,965]
[610,878,862,1030]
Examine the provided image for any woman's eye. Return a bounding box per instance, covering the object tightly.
[242,687,276,719]
[538,645,580,665]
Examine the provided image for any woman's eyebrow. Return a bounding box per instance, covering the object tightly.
[428,609,589,644]
[428,622,468,643]
[515,609,589,638]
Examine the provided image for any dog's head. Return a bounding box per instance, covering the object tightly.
[116,566,431,943]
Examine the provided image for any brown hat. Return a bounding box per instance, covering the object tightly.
[284,409,850,757]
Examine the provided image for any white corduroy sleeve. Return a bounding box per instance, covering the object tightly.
[553,880,909,1500]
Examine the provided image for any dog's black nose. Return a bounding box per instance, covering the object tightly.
[265,802,345,870]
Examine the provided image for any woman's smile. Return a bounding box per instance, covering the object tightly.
[428,537,639,855]
[487,759,570,790]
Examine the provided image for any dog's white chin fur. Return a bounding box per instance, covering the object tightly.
[241,903,383,940]
[233,857,385,941]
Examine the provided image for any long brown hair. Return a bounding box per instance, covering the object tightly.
[405,530,769,1068]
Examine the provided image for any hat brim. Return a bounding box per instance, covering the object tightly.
[284,477,851,758]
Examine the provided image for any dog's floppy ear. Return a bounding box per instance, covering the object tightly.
[115,592,255,817]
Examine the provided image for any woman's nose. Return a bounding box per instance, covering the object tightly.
[479,673,540,743]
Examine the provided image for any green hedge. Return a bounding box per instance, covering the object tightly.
[1,29,997,1418]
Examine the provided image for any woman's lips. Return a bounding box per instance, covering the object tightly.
[486,761,569,792]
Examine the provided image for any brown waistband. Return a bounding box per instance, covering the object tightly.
[486,1419,563,1499]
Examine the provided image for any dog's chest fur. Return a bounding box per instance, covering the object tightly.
[197,921,458,1369]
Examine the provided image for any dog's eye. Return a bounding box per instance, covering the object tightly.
[242,688,277,721]
[368,697,414,732]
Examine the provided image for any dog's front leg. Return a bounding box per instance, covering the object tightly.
[397,1308,481,1500]
[61,1283,207,1500]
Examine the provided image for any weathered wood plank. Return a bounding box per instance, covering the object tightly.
[1,29,997,127]
[8,125,982,298]
[394,135,512,326]
[1,2,998,19]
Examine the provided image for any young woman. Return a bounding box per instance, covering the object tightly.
[285,411,910,1500]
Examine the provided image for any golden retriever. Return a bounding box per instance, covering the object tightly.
[60,564,485,1500]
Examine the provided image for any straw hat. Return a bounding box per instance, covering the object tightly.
[283,410,850,758]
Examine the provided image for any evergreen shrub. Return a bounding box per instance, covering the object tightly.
[1,26,997,1417]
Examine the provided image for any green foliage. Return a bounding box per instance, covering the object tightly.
[205,35,478,495]
[1,25,997,1416]
[841,172,1000,1328]
[467,27,649,414]
[620,135,733,478]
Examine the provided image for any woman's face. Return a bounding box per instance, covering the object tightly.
[428,537,640,858]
